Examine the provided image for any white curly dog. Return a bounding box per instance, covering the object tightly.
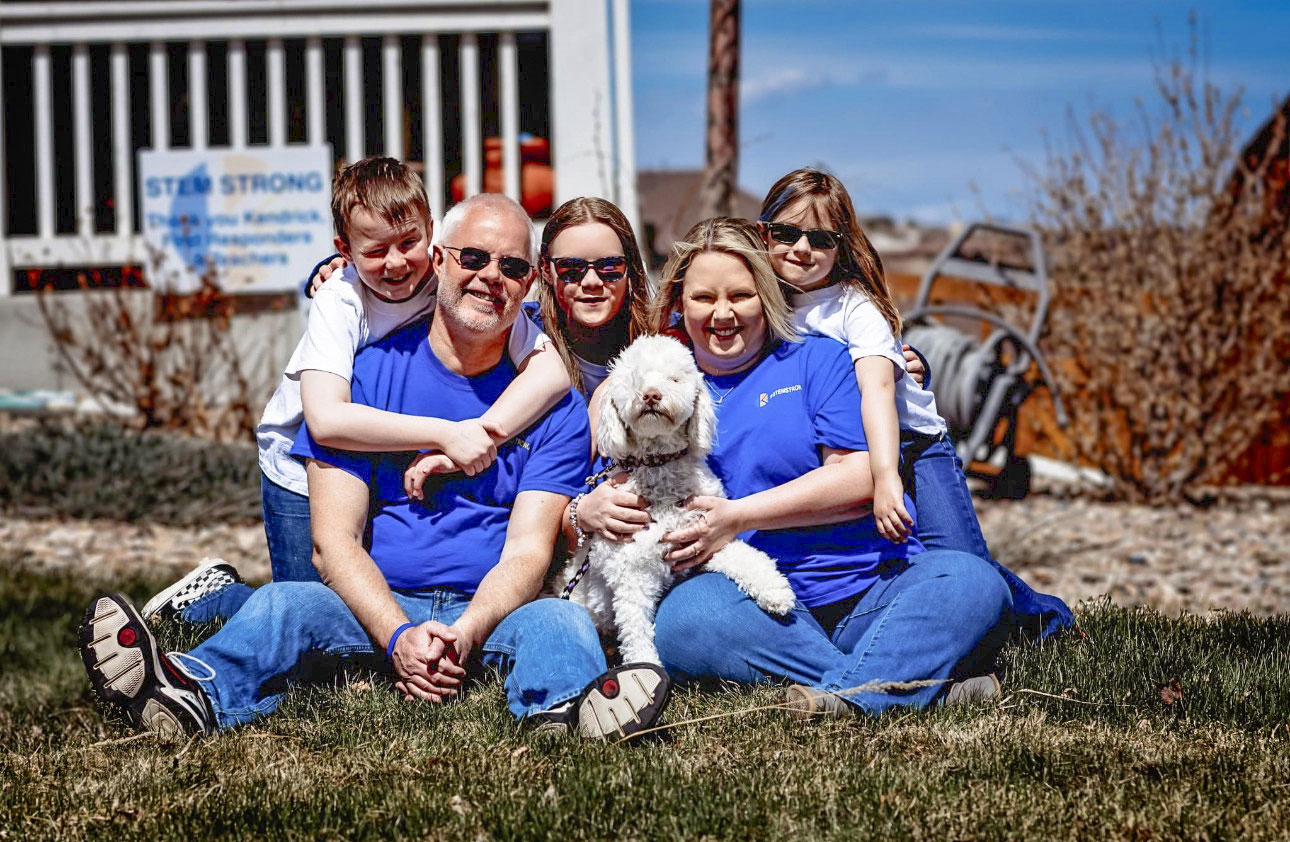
[560,334,796,665]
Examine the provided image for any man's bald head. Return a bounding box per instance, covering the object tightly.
[431,194,537,352]
[438,194,538,263]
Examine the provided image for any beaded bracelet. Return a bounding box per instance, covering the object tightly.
[568,492,589,549]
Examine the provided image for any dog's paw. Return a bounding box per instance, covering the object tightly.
[755,582,797,616]
[618,643,663,666]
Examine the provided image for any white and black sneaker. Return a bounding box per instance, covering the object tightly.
[529,663,672,741]
[141,558,241,622]
[79,592,217,740]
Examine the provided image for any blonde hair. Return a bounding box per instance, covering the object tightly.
[331,156,431,244]
[650,217,800,347]
[536,197,652,393]
[759,167,902,335]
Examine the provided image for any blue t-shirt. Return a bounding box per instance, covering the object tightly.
[705,335,924,609]
[291,316,590,592]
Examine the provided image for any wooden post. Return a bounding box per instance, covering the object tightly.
[698,0,739,220]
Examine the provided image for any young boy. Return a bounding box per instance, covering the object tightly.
[143,156,572,622]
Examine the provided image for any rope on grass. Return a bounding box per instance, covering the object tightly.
[1003,688,1136,708]
[614,678,949,744]
[84,732,155,750]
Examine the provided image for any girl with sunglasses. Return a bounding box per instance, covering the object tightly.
[529,196,653,397]
[523,196,664,547]
[759,168,1071,638]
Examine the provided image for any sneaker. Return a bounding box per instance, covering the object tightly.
[782,685,855,721]
[942,673,1001,706]
[528,662,672,741]
[528,700,578,737]
[141,558,241,622]
[79,592,217,740]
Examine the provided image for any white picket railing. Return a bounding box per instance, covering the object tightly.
[0,0,639,295]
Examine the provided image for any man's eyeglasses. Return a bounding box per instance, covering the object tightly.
[765,222,841,250]
[443,246,533,280]
[549,255,628,285]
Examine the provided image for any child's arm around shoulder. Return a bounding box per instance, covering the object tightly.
[299,371,499,476]
[296,287,498,475]
[477,317,573,441]
[404,329,573,501]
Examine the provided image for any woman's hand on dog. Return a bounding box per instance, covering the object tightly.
[663,496,745,572]
[579,473,652,541]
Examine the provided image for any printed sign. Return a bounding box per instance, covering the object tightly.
[138,146,333,293]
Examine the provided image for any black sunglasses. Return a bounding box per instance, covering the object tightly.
[549,255,628,284]
[765,222,841,250]
[444,246,533,280]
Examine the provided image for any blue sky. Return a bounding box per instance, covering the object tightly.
[631,1,1290,224]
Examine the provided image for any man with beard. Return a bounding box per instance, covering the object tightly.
[78,194,671,742]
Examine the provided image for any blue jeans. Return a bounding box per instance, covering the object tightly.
[182,473,320,623]
[902,432,1073,638]
[654,551,1013,715]
[188,583,607,728]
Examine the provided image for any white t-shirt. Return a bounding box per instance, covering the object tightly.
[257,264,550,495]
[790,284,946,437]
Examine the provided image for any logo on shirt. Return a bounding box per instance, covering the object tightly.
[511,437,530,451]
[759,384,802,407]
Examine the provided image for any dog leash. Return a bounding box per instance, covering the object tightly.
[560,492,592,598]
[560,447,691,599]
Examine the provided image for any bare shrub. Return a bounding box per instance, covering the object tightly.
[34,258,267,442]
[1023,32,1290,502]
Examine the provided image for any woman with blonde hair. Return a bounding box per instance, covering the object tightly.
[592,216,1013,715]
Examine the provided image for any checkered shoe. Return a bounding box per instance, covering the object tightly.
[141,558,241,622]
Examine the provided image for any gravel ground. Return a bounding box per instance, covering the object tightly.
[3,493,1288,616]
[977,492,1290,616]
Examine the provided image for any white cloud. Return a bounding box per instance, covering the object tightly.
[741,66,889,103]
[740,67,812,102]
[905,23,1136,43]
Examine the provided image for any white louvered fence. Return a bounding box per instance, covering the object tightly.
[0,0,639,295]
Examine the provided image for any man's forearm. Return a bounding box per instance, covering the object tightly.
[453,490,569,646]
[452,552,548,646]
[316,539,409,652]
[307,458,409,651]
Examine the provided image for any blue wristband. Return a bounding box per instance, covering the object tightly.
[385,622,415,660]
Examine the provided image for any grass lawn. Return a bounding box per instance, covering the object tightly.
[2,555,1288,842]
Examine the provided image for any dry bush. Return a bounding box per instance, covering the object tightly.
[34,257,265,442]
[1024,35,1290,502]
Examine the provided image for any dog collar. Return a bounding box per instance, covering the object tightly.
[584,447,691,487]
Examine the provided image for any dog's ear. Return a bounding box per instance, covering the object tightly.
[596,392,633,460]
[686,380,717,455]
